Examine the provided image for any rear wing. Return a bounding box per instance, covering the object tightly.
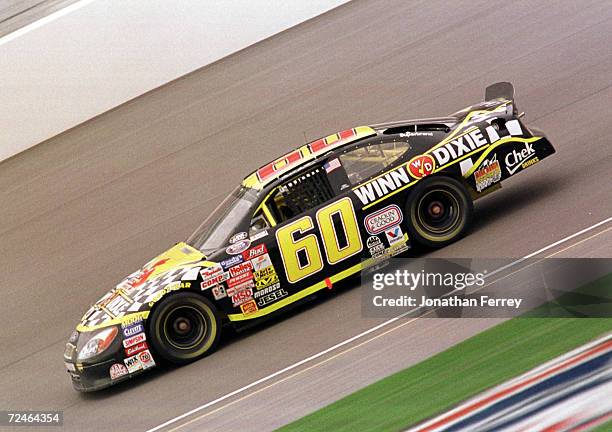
[485,82,514,101]
[485,82,518,115]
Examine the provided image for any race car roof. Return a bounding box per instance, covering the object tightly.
[242,126,376,190]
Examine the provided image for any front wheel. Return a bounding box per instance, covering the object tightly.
[148,292,221,365]
[405,176,473,248]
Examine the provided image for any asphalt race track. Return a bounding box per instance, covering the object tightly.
[0,0,611,431]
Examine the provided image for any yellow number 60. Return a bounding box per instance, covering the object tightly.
[276,198,362,283]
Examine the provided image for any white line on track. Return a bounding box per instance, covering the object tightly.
[0,0,97,47]
[145,215,612,432]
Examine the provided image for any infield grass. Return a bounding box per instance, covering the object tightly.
[277,274,612,432]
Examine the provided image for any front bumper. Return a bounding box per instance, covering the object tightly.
[66,358,126,392]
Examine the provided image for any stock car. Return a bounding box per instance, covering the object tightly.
[64,82,555,391]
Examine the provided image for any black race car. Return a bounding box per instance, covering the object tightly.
[64,82,555,391]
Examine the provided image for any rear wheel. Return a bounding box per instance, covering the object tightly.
[406,176,473,248]
[148,292,221,365]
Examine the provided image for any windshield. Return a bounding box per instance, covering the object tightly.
[187,186,258,253]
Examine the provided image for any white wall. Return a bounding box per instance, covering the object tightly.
[0,0,349,162]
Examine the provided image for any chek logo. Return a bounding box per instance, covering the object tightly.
[505,142,536,175]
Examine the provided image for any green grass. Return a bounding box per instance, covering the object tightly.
[277,274,612,432]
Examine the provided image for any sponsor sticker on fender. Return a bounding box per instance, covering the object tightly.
[109,363,129,380]
[431,128,489,166]
[505,142,537,175]
[123,322,144,338]
[257,288,288,307]
[251,253,273,271]
[226,280,254,297]
[137,349,156,369]
[229,261,253,278]
[231,288,254,307]
[123,331,146,348]
[407,154,436,179]
[242,244,267,260]
[125,341,148,357]
[365,205,403,235]
[255,273,280,290]
[220,255,243,271]
[124,354,143,373]
[226,239,251,255]
[227,271,253,288]
[212,285,227,300]
[200,265,227,289]
[474,155,502,192]
[240,300,258,315]
[385,225,404,246]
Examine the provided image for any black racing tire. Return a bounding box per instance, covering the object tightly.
[147,292,221,365]
[405,176,473,248]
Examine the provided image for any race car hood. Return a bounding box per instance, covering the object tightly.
[77,242,209,332]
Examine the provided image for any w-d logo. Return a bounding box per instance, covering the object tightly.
[408,155,435,179]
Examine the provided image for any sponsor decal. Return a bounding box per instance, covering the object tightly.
[367,235,385,259]
[251,253,273,271]
[109,363,129,380]
[431,128,489,166]
[354,165,411,206]
[124,354,143,373]
[220,255,243,271]
[364,205,403,235]
[148,281,188,307]
[105,294,132,317]
[399,131,434,138]
[123,258,170,289]
[505,142,536,175]
[123,322,144,338]
[125,341,148,357]
[226,280,254,297]
[229,232,248,244]
[227,271,253,288]
[521,156,539,169]
[385,225,404,246]
[231,288,254,307]
[242,244,267,260]
[474,154,502,192]
[122,332,146,348]
[240,300,258,315]
[229,261,253,278]
[137,349,156,369]
[253,265,276,280]
[226,239,251,255]
[121,316,143,329]
[200,265,227,289]
[250,230,268,242]
[257,288,288,307]
[253,282,281,299]
[387,242,409,256]
[212,285,227,300]
[255,273,280,290]
[407,154,436,179]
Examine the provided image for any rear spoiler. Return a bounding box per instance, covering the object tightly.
[485,82,519,116]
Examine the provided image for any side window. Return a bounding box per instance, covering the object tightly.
[339,140,410,185]
[257,164,336,226]
[249,209,271,237]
